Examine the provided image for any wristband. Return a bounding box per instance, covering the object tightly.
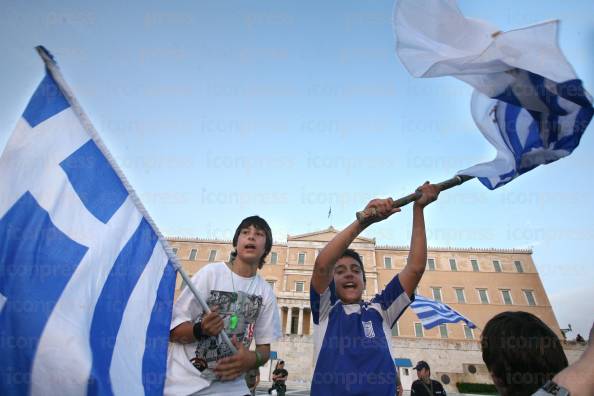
[192,320,204,339]
[254,351,263,368]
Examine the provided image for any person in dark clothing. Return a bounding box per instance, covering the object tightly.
[268,360,288,395]
[411,361,446,396]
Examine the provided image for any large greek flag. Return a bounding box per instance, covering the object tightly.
[411,295,476,330]
[0,47,176,395]
[394,0,593,189]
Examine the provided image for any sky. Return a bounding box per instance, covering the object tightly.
[1,0,593,338]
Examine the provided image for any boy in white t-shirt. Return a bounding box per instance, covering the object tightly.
[165,216,282,396]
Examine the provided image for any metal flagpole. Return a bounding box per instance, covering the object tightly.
[356,175,474,222]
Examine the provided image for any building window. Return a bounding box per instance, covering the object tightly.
[189,249,197,261]
[464,325,474,340]
[172,247,178,255]
[270,251,278,265]
[384,257,392,269]
[501,289,513,305]
[471,259,479,272]
[439,324,448,338]
[208,249,217,262]
[267,280,276,290]
[295,281,305,292]
[427,258,436,271]
[478,289,489,304]
[449,259,458,272]
[524,290,536,306]
[432,287,442,302]
[493,260,502,272]
[298,252,306,265]
[414,323,424,337]
[514,260,524,273]
[391,322,399,337]
[455,288,466,303]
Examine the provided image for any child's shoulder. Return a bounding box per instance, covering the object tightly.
[200,261,227,272]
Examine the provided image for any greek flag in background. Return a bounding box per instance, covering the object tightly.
[395,0,594,189]
[0,48,176,395]
[410,295,476,330]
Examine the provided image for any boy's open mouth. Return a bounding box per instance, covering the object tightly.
[343,282,357,289]
[244,244,256,250]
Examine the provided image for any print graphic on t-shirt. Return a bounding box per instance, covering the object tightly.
[190,290,262,380]
[362,320,375,338]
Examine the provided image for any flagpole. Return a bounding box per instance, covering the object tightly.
[356,175,474,222]
[34,46,239,354]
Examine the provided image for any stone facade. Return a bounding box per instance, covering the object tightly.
[168,227,584,391]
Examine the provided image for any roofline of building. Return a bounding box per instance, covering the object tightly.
[377,244,532,254]
[287,226,375,243]
[166,236,531,254]
[167,236,288,246]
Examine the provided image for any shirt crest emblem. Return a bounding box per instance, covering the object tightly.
[362,320,375,338]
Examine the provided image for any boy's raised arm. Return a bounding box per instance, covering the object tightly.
[311,198,400,294]
[399,182,440,297]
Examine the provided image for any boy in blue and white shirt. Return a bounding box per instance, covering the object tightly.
[310,183,440,396]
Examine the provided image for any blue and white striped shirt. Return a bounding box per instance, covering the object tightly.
[310,275,412,396]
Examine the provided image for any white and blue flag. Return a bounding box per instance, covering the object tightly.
[411,295,476,330]
[394,0,593,189]
[0,47,176,395]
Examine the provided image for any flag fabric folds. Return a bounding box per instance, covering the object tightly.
[394,0,593,189]
[0,48,176,395]
[411,295,476,330]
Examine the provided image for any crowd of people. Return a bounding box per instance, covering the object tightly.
[163,183,593,395]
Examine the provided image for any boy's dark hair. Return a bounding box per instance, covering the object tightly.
[340,249,366,283]
[231,215,272,269]
[481,311,568,396]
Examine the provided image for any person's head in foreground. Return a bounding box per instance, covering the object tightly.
[231,215,273,268]
[414,360,431,382]
[333,248,367,304]
[481,311,568,396]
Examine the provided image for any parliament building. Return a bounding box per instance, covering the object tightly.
[168,227,584,391]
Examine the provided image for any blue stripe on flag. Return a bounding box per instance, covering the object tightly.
[22,73,70,128]
[421,317,457,329]
[142,261,176,396]
[87,218,158,396]
[494,85,522,108]
[557,79,593,108]
[503,104,524,158]
[60,140,128,224]
[524,118,542,152]
[527,73,567,116]
[0,192,88,396]
[411,302,454,316]
[416,309,461,320]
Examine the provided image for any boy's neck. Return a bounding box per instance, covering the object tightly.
[230,257,258,277]
[340,298,363,305]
